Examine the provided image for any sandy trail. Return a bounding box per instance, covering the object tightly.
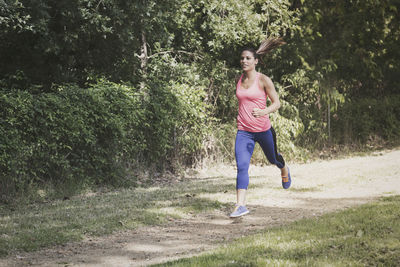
[2,149,400,267]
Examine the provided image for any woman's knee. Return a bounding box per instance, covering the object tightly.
[236,160,250,172]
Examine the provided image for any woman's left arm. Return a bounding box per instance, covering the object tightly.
[252,74,281,118]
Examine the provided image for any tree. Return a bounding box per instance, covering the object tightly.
[281,0,400,145]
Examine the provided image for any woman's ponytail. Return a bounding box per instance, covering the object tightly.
[256,36,286,56]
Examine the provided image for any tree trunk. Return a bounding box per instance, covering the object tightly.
[327,88,331,145]
[139,32,148,95]
[140,32,148,70]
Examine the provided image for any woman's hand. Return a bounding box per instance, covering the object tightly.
[252,108,267,118]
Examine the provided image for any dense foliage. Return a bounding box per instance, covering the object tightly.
[1,0,399,199]
[283,0,400,146]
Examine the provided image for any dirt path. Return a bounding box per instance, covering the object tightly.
[3,149,400,267]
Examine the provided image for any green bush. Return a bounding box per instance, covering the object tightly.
[0,82,146,201]
[143,55,213,169]
[332,95,400,144]
[0,71,215,201]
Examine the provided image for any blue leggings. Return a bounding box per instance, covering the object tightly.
[235,127,285,189]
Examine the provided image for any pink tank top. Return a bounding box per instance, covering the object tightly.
[236,72,271,132]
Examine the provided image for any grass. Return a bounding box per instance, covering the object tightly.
[0,177,233,257]
[155,195,400,267]
[2,165,399,266]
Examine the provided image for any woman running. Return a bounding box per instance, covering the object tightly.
[230,37,291,218]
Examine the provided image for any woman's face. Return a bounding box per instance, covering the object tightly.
[240,50,258,71]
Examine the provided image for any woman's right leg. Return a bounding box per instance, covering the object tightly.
[235,130,255,206]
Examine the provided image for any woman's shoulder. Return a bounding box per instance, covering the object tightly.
[258,72,271,81]
[258,73,273,86]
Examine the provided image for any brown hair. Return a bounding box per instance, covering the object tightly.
[242,37,286,59]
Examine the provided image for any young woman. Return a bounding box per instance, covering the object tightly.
[230,37,291,218]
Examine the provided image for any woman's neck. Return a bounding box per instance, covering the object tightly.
[243,69,257,80]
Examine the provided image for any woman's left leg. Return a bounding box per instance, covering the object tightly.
[255,127,291,188]
[255,127,285,168]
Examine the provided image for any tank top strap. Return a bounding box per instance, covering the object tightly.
[255,72,262,90]
[256,72,260,84]
[237,74,244,89]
